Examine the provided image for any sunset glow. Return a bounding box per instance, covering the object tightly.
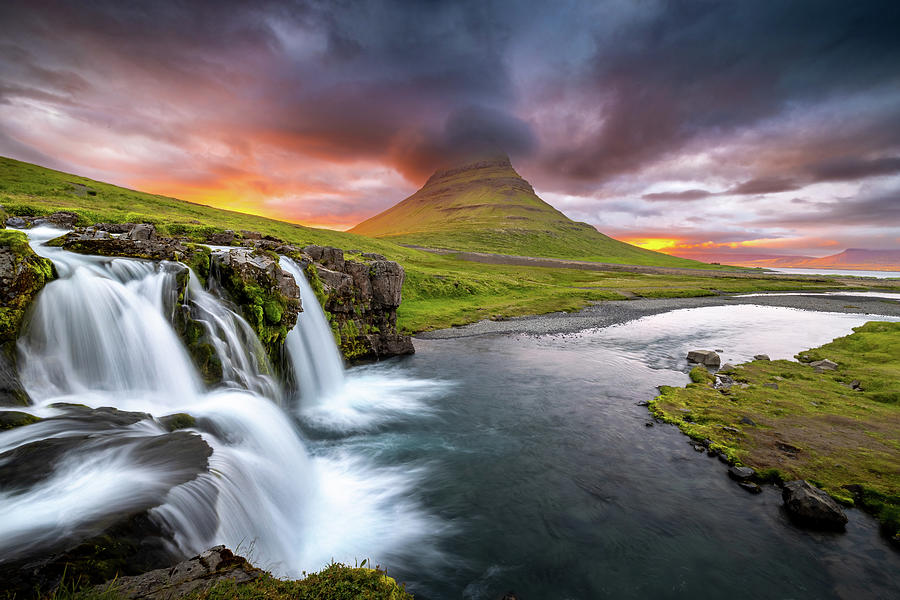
[1,1,898,255]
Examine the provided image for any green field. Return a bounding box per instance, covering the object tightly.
[651,321,900,541]
[1,156,893,332]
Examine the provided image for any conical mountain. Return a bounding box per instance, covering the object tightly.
[351,156,715,268]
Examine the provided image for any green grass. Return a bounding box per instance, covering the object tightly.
[650,321,900,541]
[45,563,411,600]
[3,156,895,333]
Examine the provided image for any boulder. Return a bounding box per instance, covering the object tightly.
[754,354,771,361]
[809,359,837,371]
[686,350,721,368]
[125,223,156,241]
[728,465,755,481]
[5,216,29,229]
[95,546,260,600]
[42,211,80,229]
[781,480,848,529]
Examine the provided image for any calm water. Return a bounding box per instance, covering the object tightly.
[769,267,900,279]
[322,306,900,600]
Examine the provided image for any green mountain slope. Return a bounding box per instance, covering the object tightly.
[350,156,717,269]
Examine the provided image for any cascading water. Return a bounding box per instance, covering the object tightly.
[279,257,345,405]
[0,227,445,577]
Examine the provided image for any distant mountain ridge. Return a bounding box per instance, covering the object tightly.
[351,156,725,269]
[672,248,900,271]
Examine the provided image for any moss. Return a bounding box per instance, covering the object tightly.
[0,230,56,345]
[183,244,211,287]
[304,262,329,307]
[0,410,41,430]
[159,413,196,431]
[689,366,713,384]
[648,322,900,539]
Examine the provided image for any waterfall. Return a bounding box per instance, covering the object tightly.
[0,227,442,577]
[279,257,345,405]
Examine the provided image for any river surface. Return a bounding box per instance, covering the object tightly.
[3,230,900,599]
[336,306,900,600]
[768,267,900,278]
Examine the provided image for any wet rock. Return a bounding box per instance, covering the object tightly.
[720,363,736,371]
[714,374,733,390]
[159,412,196,431]
[739,416,757,426]
[0,229,56,345]
[850,379,862,390]
[645,421,654,427]
[213,248,301,362]
[240,230,262,240]
[809,359,838,371]
[316,266,354,298]
[125,223,156,241]
[6,216,29,228]
[42,211,80,229]
[0,410,41,430]
[691,443,706,452]
[739,482,763,494]
[686,350,721,368]
[782,480,848,529]
[754,354,771,361]
[728,465,755,481]
[96,546,261,600]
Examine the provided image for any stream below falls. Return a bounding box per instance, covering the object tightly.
[1,227,899,599]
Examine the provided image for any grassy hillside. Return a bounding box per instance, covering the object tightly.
[350,156,723,269]
[0,156,879,332]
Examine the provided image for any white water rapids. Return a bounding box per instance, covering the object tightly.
[0,227,445,574]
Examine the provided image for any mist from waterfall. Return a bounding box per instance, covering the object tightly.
[0,227,446,575]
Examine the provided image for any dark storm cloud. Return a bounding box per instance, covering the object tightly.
[806,156,900,183]
[541,0,900,185]
[755,186,900,227]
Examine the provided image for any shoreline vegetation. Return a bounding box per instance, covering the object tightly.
[650,321,900,544]
[2,157,898,336]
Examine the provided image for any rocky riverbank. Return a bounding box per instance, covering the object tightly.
[416,292,900,339]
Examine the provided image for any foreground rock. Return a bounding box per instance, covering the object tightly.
[686,349,721,368]
[782,480,848,530]
[96,546,261,600]
[0,230,55,406]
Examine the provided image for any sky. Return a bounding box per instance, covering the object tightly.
[1,0,899,257]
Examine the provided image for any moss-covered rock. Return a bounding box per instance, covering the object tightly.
[0,410,41,430]
[0,229,55,345]
[211,248,300,365]
[159,412,196,431]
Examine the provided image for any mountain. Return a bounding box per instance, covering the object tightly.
[673,248,900,271]
[351,156,720,268]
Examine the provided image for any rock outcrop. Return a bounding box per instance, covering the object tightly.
[211,248,301,364]
[299,246,414,362]
[0,230,55,406]
[782,480,848,529]
[95,546,261,600]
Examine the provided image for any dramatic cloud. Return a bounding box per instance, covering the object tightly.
[0,0,898,250]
